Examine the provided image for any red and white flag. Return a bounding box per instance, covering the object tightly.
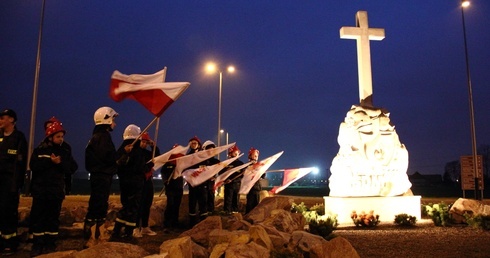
[109,67,190,117]
[182,155,241,187]
[213,160,252,191]
[152,144,189,170]
[239,151,283,195]
[269,167,315,194]
[171,142,236,179]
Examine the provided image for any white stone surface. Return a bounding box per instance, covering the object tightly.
[329,105,412,197]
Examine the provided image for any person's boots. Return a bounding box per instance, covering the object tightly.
[43,234,56,254]
[97,221,110,242]
[83,219,95,240]
[189,214,198,228]
[110,221,124,241]
[30,235,44,257]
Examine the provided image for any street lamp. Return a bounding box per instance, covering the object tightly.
[205,62,235,156]
[460,0,480,200]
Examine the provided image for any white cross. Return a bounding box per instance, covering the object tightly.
[340,11,385,107]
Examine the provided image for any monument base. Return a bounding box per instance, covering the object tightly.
[323,196,421,225]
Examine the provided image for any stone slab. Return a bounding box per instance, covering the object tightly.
[323,196,421,225]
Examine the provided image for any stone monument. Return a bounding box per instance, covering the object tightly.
[325,11,420,224]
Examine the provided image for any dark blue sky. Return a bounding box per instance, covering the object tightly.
[1,1,489,178]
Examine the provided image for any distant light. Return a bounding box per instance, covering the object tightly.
[220,129,224,133]
[227,66,235,73]
[205,62,217,73]
[461,0,470,8]
[311,167,319,175]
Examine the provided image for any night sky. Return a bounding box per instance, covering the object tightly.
[1,1,489,178]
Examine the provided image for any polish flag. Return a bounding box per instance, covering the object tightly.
[152,144,189,170]
[109,67,190,117]
[170,143,236,179]
[213,161,252,191]
[239,151,283,194]
[269,167,315,194]
[182,155,241,187]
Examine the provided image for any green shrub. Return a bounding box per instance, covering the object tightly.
[291,202,308,214]
[351,210,380,227]
[394,213,417,226]
[308,215,338,240]
[424,202,451,226]
[464,213,490,230]
[309,203,325,215]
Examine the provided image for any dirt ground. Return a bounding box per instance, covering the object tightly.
[13,195,490,258]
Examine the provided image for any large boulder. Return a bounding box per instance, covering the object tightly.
[179,216,222,247]
[159,236,193,258]
[68,242,149,258]
[243,196,293,224]
[449,198,490,223]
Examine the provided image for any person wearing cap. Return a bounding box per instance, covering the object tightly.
[221,145,244,214]
[0,109,27,255]
[185,136,207,227]
[201,140,220,214]
[29,121,77,256]
[161,145,185,232]
[83,106,118,248]
[111,124,153,243]
[133,132,160,237]
[43,117,78,195]
[246,147,261,213]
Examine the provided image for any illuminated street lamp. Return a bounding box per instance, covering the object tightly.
[460,0,480,200]
[205,62,235,159]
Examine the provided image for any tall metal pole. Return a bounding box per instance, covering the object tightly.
[461,2,480,200]
[217,71,223,159]
[26,0,46,191]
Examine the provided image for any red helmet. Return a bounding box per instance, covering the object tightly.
[228,145,240,154]
[248,147,259,158]
[141,132,151,141]
[188,135,201,145]
[44,116,61,130]
[45,122,65,137]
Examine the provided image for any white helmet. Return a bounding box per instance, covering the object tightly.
[202,140,216,150]
[123,124,141,140]
[94,106,118,125]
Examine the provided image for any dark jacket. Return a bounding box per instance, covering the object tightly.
[116,139,153,179]
[85,125,117,176]
[30,139,77,199]
[0,128,28,192]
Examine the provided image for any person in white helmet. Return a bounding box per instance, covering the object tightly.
[111,124,154,243]
[83,106,118,248]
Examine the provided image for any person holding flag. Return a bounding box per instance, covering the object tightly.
[161,144,185,232]
[111,124,153,243]
[83,106,118,248]
[133,132,159,237]
[245,147,262,214]
[185,136,208,227]
[200,140,220,214]
[221,145,244,214]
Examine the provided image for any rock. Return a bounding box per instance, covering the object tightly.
[159,236,193,258]
[249,225,272,250]
[191,241,209,258]
[260,209,304,234]
[244,196,294,224]
[68,242,149,258]
[208,229,250,248]
[450,198,490,223]
[321,236,360,258]
[209,243,229,258]
[288,230,326,254]
[179,216,222,247]
[36,250,77,257]
[225,241,270,258]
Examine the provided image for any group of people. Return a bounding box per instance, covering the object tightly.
[0,106,267,256]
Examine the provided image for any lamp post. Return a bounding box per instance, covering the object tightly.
[205,63,235,159]
[460,0,480,200]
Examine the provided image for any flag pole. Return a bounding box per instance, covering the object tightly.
[151,117,160,160]
[131,116,159,146]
